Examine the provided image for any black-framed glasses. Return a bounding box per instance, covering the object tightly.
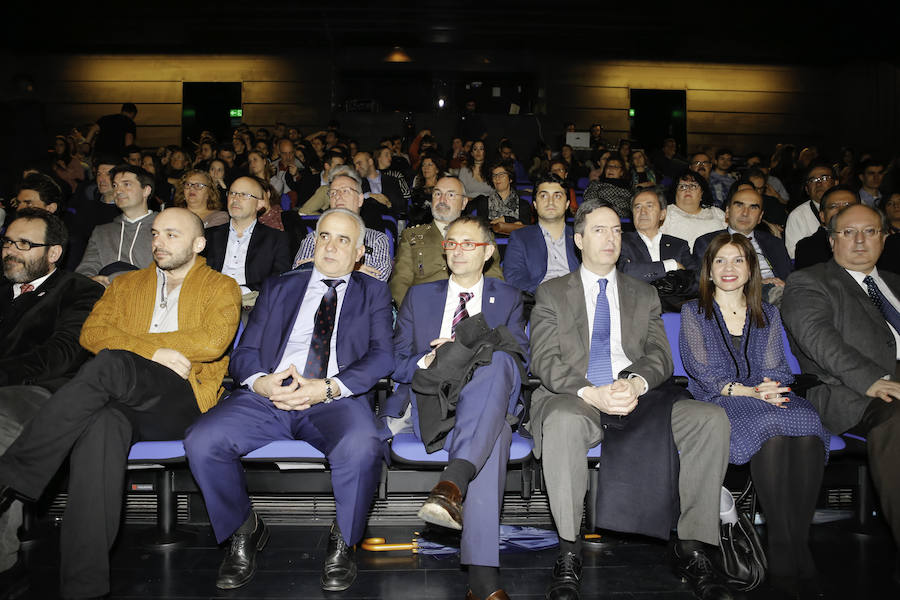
[1,237,51,251]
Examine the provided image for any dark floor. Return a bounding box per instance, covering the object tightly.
[8,516,899,599]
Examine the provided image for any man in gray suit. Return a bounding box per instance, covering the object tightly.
[782,204,900,581]
[528,199,732,600]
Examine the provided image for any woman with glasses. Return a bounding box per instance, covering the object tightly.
[464,161,532,235]
[659,170,726,251]
[680,232,829,596]
[582,153,633,219]
[174,170,229,229]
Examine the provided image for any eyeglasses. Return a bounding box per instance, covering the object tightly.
[184,182,209,190]
[432,189,463,201]
[329,187,359,199]
[832,227,882,239]
[491,172,510,180]
[227,190,261,201]
[691,161,712,168]
[441,240,491,251]
[1,237,51,251]
[806,175,834,185]
[677,183,701,191]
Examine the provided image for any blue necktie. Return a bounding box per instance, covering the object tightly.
[587,278,614,386]
[864,275,900,335]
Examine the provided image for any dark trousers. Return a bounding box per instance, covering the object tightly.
[183,389,384,546]
[413,352,522,567]
[849,394,900,545]
[0,350,198,598]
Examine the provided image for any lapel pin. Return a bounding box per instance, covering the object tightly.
[37,291,46,297]
[489,296,495,304]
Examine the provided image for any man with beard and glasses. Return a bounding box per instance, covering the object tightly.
[0,208,241,599]
[390,176,503,305]
[0,209,104,592]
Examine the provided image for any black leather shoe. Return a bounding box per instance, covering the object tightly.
[215,513,269,590]
[545,551,582,599]
[321,520,357,592]
[673,540,733,600]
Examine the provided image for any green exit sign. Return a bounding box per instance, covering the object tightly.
[230,108,243,117]
[628,108,635,117]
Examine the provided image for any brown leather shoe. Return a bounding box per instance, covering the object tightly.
[417,480,463,530]
[465,589,511,600]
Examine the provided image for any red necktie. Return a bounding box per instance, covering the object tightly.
[451,292,473,336]
[19,284,34,294]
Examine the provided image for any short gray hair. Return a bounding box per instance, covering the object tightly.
[316,207,367,249]
[328,165,363,192]
[631,185,666,211]
[827,203,890,238]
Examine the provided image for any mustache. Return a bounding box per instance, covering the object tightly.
[2,256,24,265]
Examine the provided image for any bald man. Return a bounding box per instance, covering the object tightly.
[0,208,242,599]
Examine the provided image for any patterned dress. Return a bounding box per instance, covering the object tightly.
[679,299,830,464]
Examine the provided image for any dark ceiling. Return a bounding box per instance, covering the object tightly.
[4,1,899,65]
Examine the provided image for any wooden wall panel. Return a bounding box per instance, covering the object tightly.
[550,86,629,109]
[242,81,332,104]
[42,81,183,104]
[688,112,818,136]
[49,104,182,128]
[686,90,822,115]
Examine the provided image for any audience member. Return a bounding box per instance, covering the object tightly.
[183,208,393,593]
[793,186,859,270]
[548,159,579,212]
[464,160,532,235]
[409,151,446,226]
[630,149,656,189]
[0,208,241,599]
[658,170,726,251]
[353,150,407,216]
[373,146,412,206]
[650,137,687,182]
[174,169,229,229]
[0,210,104,582]
[51,135,84,193]
[387,215,527,600]
[76,164,158,286]
[692,187,792,305]
[14,173,61,214]
[784,161,837,258]
[681,232,829,596]
[503,174,580,295]
[86,102,137,157]
[527,199,732,600]
[270,138,303,197]
[390,176,503,305]
[688,151,713,183]
[65,154,121,269]
[204,176,291,303]
[582,153,632,218]
[856,157,886,208]
[618,186,695,285]
[297,151,344,213]
[708,148,735,208]
[782,204,900,584]
[458,140,494,200]
[293,166,392,282]
[123,144,142,167]
[883,192,900,234]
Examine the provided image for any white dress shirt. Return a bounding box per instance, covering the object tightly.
[784,201,820,259]
[637,230,679,273]
[221,219,257,294]
[150,268,182,333]
[243,268,350,396]
[12,268,55,299]
[414,276,485,370]
[578,266,649,394]
[727,227,775,279]
[845,267,900,359]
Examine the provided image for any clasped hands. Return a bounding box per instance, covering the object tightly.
[253,364,329,411]
[581,378,644,416]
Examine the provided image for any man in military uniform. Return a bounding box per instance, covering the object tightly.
[390,176,502,305]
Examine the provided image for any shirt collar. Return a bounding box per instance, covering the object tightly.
[15,267,56,295]
[123,210,153,224]
[844,265,882,285]
[230,218,257,238]
[310,267,351,286]
[637,230,662,246]
[580,264,617,292]
[727,226,754,240]
[448,275,484,297]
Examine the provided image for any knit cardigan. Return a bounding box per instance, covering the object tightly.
[79,256,242,412]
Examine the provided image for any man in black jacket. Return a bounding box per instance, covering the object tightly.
[793,186,859,270]
[204,176,291,306]
[0,209,104,582]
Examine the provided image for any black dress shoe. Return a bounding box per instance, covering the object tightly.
[545,551,582,599]
[321,520,357,592]
[215,513,270,590]
[673,540,733,600]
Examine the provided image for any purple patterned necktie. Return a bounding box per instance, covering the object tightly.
[451,292,474,336]
[302,279,344,379]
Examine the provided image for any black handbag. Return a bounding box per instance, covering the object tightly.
[716,479,768,591]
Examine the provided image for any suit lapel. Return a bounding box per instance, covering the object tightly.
[427,279,449,342]
[564,272,590,358]
[829,261,887,330]
[275,273,311,363]
[246,223,265,279]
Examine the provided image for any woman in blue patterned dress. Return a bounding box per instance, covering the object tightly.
[679,232,829,592]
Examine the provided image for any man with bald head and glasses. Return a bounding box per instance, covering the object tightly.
[204,176,291,307]
[292,165,392,281]
[783,203,900,586]
[390,175,503,305]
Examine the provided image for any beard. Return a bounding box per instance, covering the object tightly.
[3,251,51,284]
[431,202,461,223]
[153,245,194,272]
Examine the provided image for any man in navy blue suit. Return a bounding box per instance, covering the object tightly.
[386,215,527,600]
[692,186,792,304]
[184,208,394,593]
[502,174,580,295]
[618,186,696,283]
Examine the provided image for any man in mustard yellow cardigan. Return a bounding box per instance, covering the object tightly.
[0,208,241,599]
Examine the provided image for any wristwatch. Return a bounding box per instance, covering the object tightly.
[324,378,334,403]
